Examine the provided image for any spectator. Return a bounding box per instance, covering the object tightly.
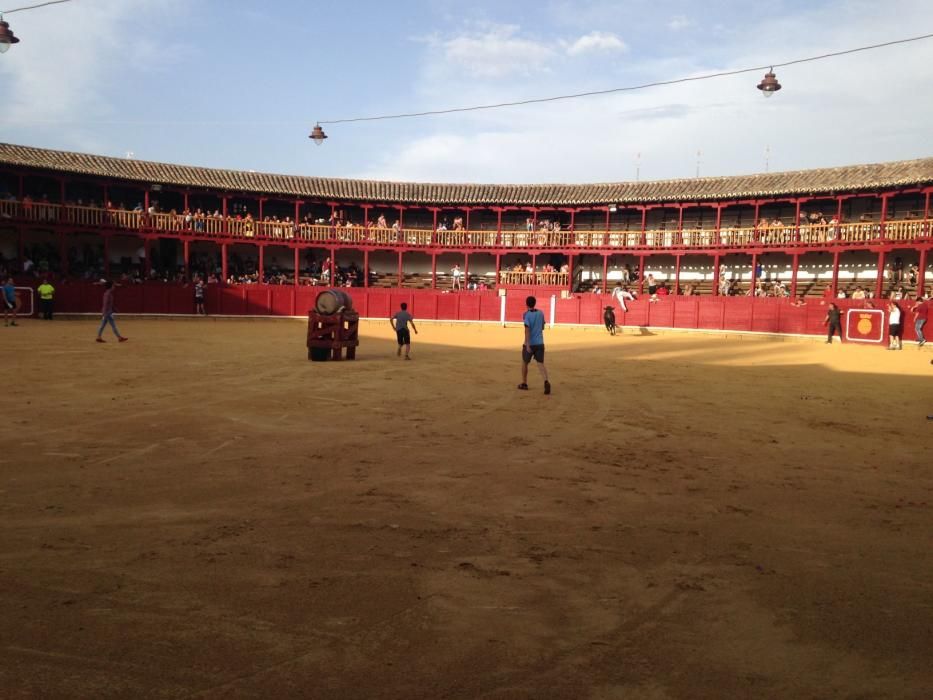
[887,300,903,350]
[37,277,55,320]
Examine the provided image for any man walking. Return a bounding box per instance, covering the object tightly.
[3,277,18,327]
[37,277,55,320]
[824,302,842,344]
[96,280,128,343]
[911,293,930,347]
[390,302,418,359]
[518,295,551,395]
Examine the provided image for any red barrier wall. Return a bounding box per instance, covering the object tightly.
[32,282,921,343]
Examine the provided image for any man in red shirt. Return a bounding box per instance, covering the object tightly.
[911,294,930,347]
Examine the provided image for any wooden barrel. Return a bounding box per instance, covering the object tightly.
[315,290,353,315]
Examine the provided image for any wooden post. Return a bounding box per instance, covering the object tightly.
[830,250,840,298]
[753,201,760,242]
[495,252,501,287]
[363,249,370,288]
[916,248,928,297]
[790,253,799,298]
[880,194,889,239]
[750,253,758,295]
[431,253,437,290]
[712,253,721,296]
[221,243,228,282]
[674,255,681,295]
[464,253,470,287]
[875,250,886,299]
[183,239,190,279]
[258,244,265,283]
[330,250,336,287]
[639,208,647,246]
[143,238,152,277]
[293,247,299,285]
[397,250,403,288]
[676,205,684,247]
[602,254,609,294]
[567,254,574,292]
[638,255,646,295]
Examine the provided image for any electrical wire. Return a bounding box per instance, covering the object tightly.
[317,32,933,125]
[1,0,72,14]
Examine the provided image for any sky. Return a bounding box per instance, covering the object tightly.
[1,0,932,184]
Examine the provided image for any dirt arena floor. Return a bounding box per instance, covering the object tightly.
[2,316,932,699]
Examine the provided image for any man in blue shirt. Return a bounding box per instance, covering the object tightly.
[3,277,18,327]
[518,295,551,395]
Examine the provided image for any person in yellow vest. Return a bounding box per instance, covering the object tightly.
[37,278,55,320]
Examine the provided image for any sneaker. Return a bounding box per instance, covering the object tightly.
[544,381,551,395]
[96,338,105,343]
[517,383,529,391]
[118,337,129,343]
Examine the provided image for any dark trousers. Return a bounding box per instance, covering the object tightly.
[40,298,53,320]
[827,321,841,341]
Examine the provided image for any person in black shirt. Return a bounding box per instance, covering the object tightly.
[824,303,842,344]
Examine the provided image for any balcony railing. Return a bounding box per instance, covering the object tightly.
[499,271,570,286]
[1,200,929,250]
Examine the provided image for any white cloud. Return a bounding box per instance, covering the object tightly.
[432,24,555,79]
[362,0,933,184]
[565,31,627,56]
[668,15,691,31]
[0,0,186,152]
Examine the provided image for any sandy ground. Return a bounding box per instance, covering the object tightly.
[1,317,932,700]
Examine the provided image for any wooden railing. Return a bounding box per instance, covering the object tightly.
[1,199,929,250]
[498,271,570,286]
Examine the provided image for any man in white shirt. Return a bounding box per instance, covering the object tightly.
[451,264,463,291]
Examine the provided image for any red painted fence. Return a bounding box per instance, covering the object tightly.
[33,282,923,343]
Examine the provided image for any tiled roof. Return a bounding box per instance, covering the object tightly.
[1,142,931,207]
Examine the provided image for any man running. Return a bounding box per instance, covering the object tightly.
[96,280,128,343]
[2,277,18,327]
[518,295,551,395]
[390,302,418,359]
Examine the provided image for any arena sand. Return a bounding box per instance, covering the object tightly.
[2,318,931,699]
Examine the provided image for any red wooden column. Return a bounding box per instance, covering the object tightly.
[712,253,721,296]
[604,206,611,239]
[103,235,111,278]
[790,253,799,298]
[637,255,646,295]
[222,196,228,221]
[183,191,190,213]
[329,250,336,287]
[602,254,609,294]
[464,253,470,286]
[58,177,65,205]
[875,250,886,299]
[794,199,803,242]
[258,198,265,221]
[639,208,647,246]
[397,250,403,288]
[674,255,681,295]
[293,247,300,285]
[495,208,503,245]
[258,244,265,282]
[294,200,302,224]
[879,193,890,239]
[749,252,758,295]
[221,243,229,282]
[183,239,190,279]
[567,254,574,292]
[676,205,684,246]
[431,253,437,290]
[830,251,840,298]
[58,232,68,276]
[752,200,761,242]
[916,248,928,297]
[143,238,152,277]
[495,252,501,287]
[714,205,723,244]
[363,250,370,288]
